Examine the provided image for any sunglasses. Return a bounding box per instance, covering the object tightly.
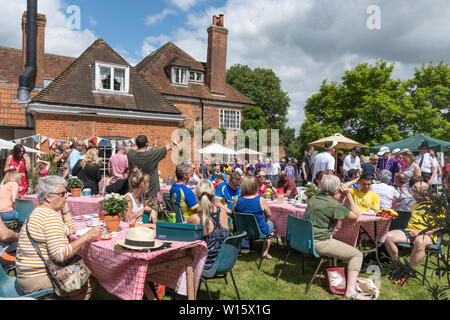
[50,191,68,197]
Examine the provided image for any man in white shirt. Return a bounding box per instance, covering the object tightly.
[370,169,399,209]
[414,141,437,186]
[311,140,337,181]
[68,139,85,175]
[343,146,361,178]
[271,160,281,185]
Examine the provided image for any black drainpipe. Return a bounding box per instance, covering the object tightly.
[17,0,37,128]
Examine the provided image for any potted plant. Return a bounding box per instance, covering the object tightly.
[99,193,128,232]
[67,175,84,197]
[304,182,319,202]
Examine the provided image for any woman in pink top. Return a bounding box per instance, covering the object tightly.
[0,171,21,221]
[4,145,31,196]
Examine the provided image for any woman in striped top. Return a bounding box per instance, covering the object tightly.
[15,176,102,299]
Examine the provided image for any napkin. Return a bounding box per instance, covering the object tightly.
[76,228,91,236]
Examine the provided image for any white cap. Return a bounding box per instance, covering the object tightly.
[377,146,390,156]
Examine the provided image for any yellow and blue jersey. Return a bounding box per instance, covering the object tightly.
[170,183,199,221]
[215,181,240,211]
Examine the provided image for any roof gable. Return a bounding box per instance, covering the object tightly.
[136,42,253,105]
[32,38,180,115]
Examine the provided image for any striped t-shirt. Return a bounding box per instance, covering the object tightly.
[16,206,75,278]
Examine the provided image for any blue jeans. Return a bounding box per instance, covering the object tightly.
[0,210,17,222]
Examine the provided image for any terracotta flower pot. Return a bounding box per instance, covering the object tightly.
[71,188,81,197]
[104,215,121,232]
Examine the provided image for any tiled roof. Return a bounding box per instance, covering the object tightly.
[0,46,75,85]
[135,42,253,105]
[32,38,180,115]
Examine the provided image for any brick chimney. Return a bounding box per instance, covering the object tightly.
[206,14,228,96]
[22,11,46,88]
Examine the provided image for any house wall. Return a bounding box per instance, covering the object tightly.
[34,113,179,179]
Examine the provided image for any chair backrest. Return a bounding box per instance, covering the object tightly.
[286,215,321,258]
[0,267,20,297]
[173,203,184,223]
[435,234,444,253]
[156,221,203,241]
[227,216,233,235]
[14,199,35,223]
[233,212,265,240]
[389,211,411,231]
[203,231,247,277]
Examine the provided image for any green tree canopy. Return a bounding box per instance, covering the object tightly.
[298,60,450,155]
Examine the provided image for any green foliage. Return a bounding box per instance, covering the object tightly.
[298,60,450,155]
[226,64,291,130]
[304,182,319,199]
[67,175,84,189]
[383,189,450,300]
[99,193,128,216]
[241,105,266,131]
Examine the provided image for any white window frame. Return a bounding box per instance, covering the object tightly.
[171,67,188,85]
[189,71,204,83]
[219,109,241,130]
[94,62,130,93]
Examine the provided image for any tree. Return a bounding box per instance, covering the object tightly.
[404,61,450,141]
[227,64,293,155]
[226,64,291,130]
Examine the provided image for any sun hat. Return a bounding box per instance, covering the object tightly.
[377,146,390,156]
[391,148,401,156]
[419,141,429,150]
[401,148,411,154]
[116,227,163,251]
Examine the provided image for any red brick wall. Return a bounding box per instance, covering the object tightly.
[34,113,179,179]
[0,84,41,127]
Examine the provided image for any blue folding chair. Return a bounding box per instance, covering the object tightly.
[199,231,247,300]
[173,203,185,223]
[233,212,275,269]
[276,215,332,294]
[14,199,36,223]
[0,267,53,299]
[397,233,445,285]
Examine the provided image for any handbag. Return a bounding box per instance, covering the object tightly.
[25,215,91,297]
[324,267,347,295]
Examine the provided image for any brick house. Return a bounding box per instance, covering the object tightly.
[0,12,253,177]
[135,14,254,161]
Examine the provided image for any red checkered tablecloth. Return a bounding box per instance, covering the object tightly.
[268,201,391,248]
[268,201,307,237]
[332,215,392,247]
[72,220,208,300]
[21,194,101,216]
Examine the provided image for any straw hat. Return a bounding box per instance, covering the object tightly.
[116,227,163,251]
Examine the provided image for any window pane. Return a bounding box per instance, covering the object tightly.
[190,72,195,81]
[100,66,111,90]
[114,68,125,91]
[181,69,187,84]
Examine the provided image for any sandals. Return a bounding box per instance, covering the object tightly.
[263,254,272,260]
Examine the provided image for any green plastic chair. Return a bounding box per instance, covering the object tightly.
[397,234,444,285]
[14,199,36,223]
[0,267,53,299]
[276,215,331,294]
[233,212,275,270]
[199,231,247,300]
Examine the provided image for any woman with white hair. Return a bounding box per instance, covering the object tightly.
[370,169,400,209]
[15,176,102,299]
[303,175,370,300]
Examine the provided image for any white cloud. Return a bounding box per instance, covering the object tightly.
[89,16,97,27]
[145,8,176,25]
[142,0,450,133]
[0,0,97,57]
[170,0,201,12]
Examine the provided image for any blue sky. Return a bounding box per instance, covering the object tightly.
[1,0,449,134]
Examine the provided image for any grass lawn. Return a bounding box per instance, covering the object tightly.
[91,238,448,301]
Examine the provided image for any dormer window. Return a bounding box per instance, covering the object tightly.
[94,62,129,93]
[171,67,188,85]
[189,71,203,83]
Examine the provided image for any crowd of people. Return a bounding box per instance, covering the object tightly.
[0,134,448,300]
